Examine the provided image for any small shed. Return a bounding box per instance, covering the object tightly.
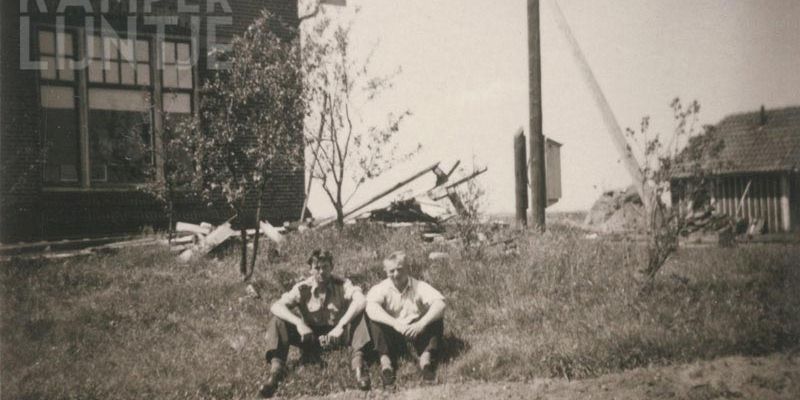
[671,106,800,233]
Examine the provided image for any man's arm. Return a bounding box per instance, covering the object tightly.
[404,280,446,338]
[270,297,313,338]
[326,290,366,340]
[416,299,446,327]
[366,300,406,331]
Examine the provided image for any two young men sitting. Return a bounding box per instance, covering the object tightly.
[260,250,446,397]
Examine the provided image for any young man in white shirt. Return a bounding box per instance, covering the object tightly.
[260,250,371,397]
[365,251,446,385]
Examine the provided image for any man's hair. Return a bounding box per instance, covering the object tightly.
[383,251,406,269]
[307,249,333,266]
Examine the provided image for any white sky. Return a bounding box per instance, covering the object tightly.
[302,0,800,217]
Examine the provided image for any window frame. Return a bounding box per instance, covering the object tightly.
[35,24,197,190]
[36,26,81,186]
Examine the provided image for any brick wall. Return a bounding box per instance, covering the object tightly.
[0,0,304,242]
[1,0,44,241]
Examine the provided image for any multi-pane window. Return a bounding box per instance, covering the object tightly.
[162,40,194,115]
[162,41,193,89]
[87,34,155,183]
[38,30,75,82]
[88,35,151,86]
[38,29,79,183]
[36,27,195,187]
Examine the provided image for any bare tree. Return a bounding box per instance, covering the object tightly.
[626,98,724,289]
[302,14,417,228]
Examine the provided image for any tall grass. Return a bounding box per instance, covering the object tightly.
[2,223,798,399]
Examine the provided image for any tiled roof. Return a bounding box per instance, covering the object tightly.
[676,106,800,176]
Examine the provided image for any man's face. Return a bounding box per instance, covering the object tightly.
[310,259,333,284]
[384,262,409,289]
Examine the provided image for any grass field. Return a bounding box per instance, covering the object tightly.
[2,223,799,399]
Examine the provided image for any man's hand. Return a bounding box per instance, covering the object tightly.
[393,321,410,337]
[402,321,425,339]
[327,325,345,340]
[296,322,314,343]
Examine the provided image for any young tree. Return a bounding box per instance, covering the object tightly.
[189,11,305,280]
[138,109,196,244]
[302,15,417,228]
[626,98,724,288]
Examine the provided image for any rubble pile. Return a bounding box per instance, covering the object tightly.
[171,220,285,262]
[583,186,645,233]
[681,205,733,235]
[365,199,439,223]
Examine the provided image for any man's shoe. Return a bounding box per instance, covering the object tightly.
[380,367,395,387]
[355,366,371,391]
[259,370,284,398]
[421,363,436,383]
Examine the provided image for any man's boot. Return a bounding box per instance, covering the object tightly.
[355,364,371,391]
[379,355,395,387]
[351,351,370,391]
[259,360,285,398]
[419,351,436,383]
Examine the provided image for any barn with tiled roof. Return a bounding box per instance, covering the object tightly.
[672,106,800,233]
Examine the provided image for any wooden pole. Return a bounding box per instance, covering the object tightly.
[528,0,547,231]
[549,0,645,201]
[514,129,528,228]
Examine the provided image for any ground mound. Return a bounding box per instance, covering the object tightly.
[583,186,645,233]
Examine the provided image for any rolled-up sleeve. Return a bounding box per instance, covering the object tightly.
[415,281,444,307]
[366,284,385,306]
[279,282,305,307]
[342,279,362,301]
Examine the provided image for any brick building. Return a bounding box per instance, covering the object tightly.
[1,0,305,242]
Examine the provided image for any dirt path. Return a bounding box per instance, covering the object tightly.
[298,352,799,399]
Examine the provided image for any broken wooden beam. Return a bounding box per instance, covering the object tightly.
[315,162,441,228]
[431,167,488,201]
[176,222,211,236]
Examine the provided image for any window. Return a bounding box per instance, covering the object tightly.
[38,29,79,184]
[36,26,195,187]
[162,41,193,89]
[38,30,75,82]
[88,88,152,183]
[88,35,151,86]
[162,40,194,116]
[87,34,154,184]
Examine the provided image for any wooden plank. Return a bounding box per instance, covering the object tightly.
[768,176,776,233]
[723,178,731,215]
[770,176,783,232]
[196,222,235,255]
[175,222,211,235]
[733,177,740,217]
[754,178,762,229]
[259,221,285,244]
[776,176,783,232]
[781,174,791,232]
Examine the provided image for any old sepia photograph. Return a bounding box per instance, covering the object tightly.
[1,0,799,398]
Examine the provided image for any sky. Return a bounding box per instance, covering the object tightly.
[301,0,800,217]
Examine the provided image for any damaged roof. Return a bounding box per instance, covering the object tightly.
[674,106,800,177]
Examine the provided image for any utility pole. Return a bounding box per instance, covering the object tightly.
[528,0,547,231]
[514,129,528,228]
